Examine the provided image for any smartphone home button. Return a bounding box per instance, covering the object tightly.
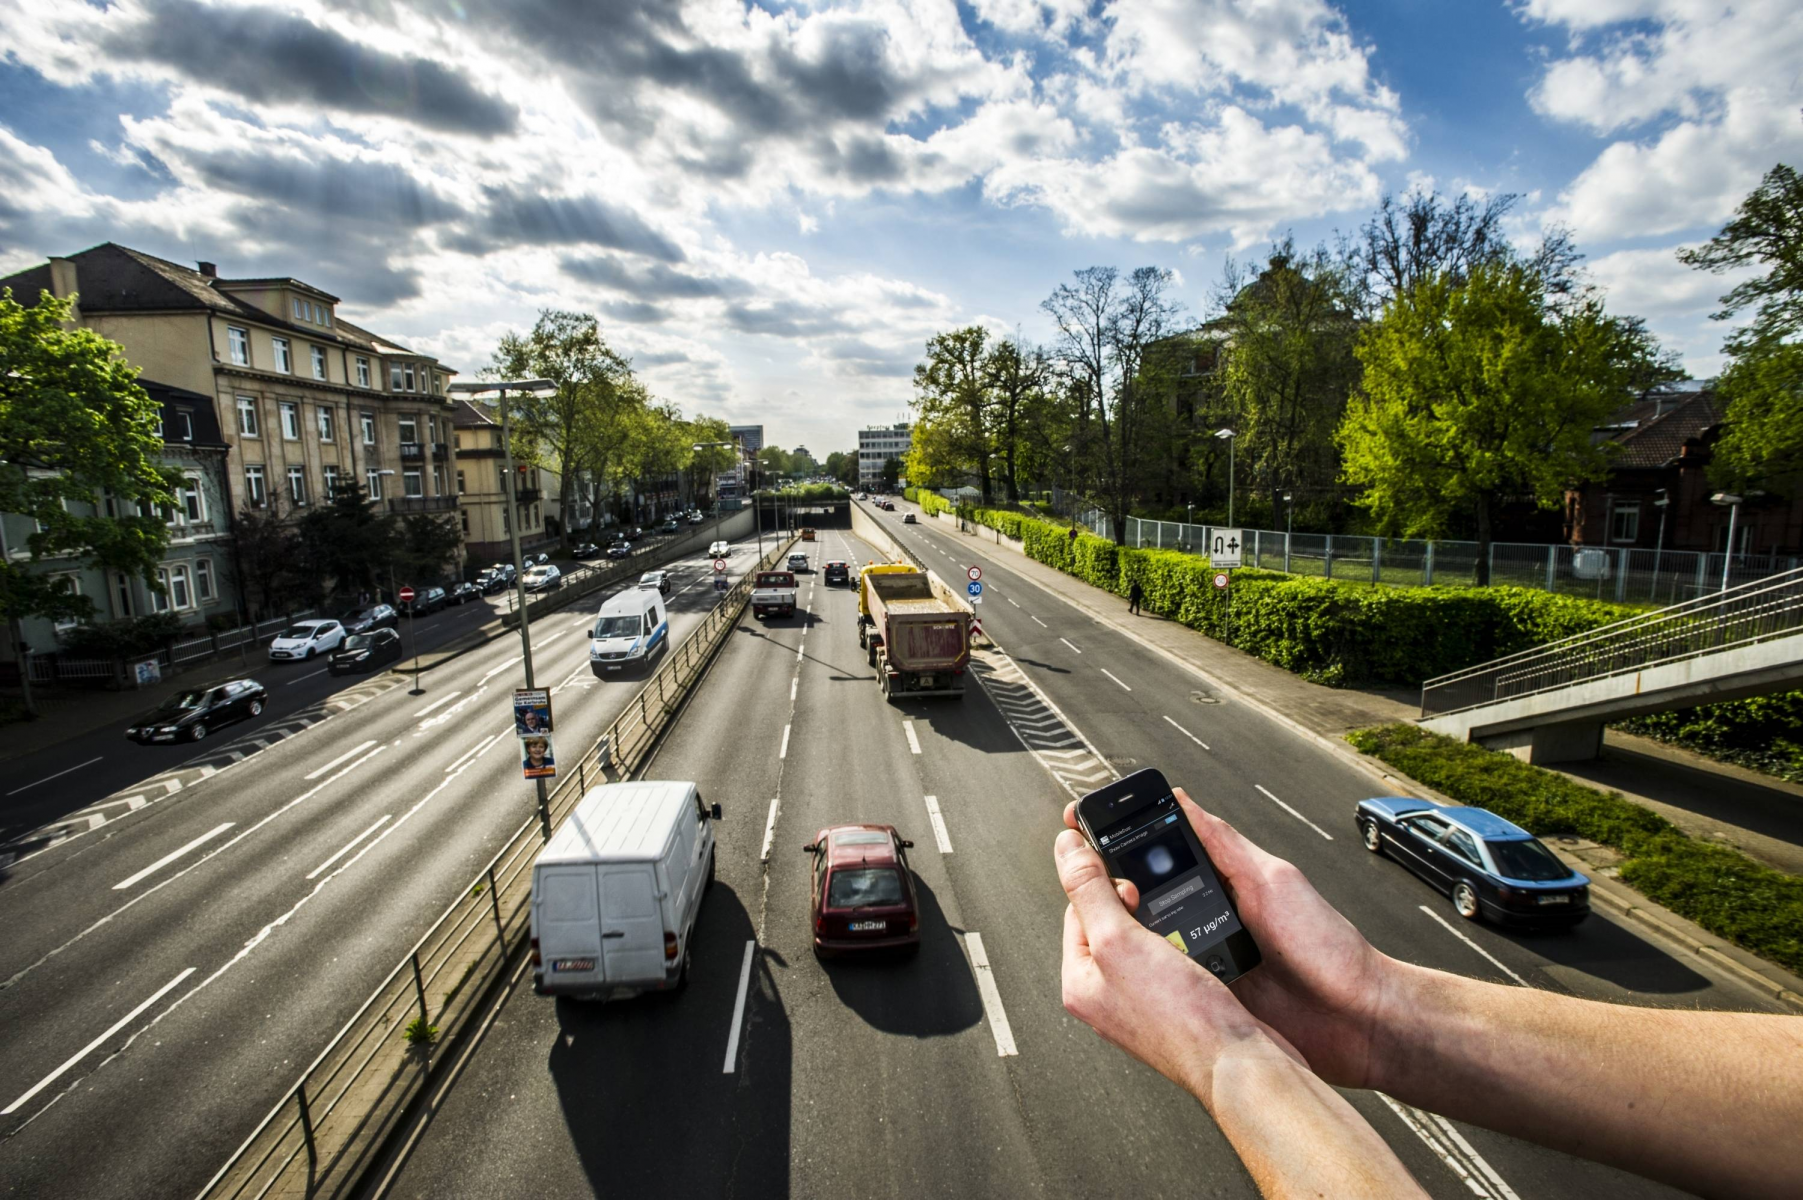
[1205,955,1227,977]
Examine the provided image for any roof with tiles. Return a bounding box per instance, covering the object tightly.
[1596,388,1722,469]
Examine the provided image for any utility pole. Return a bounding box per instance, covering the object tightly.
[497,386,550,839]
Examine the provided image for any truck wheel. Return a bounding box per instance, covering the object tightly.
[866,642,876,668]
[858,626,867,650]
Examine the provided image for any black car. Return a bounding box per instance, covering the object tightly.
[572,542,602,560]
[339,604,399,634]
[607,541,633,559]
[1355,799,1590,928]
[126,679,267,744]
[446,582,482,605]
[328,628,404,674]
[404,586,448,615]
[823,560,850,586]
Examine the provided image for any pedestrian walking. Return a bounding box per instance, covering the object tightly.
[1127,579,1143,615]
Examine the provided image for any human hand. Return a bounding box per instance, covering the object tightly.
[1060,789,1395,1090]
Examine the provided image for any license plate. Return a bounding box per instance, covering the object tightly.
[848,920,886,932]
[919,676,935,688]
[1537,894,1571,905]
[552,958,596,971]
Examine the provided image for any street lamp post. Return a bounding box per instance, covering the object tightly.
[1711,491,1743,593]
[1283,491,1293,574]
[1652,488,1670,601]
[1215,428,1237,527]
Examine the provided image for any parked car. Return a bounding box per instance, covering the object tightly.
[446,582,482,605]
[787,552,810,572]
[901,512,917,524]
[662,518,681,533]
[478,564,517,594]
[338,604,399,634]
[823,560,850,586]
[638,570,672,595]
[803,824,920,958]
[405,586,448,615]
[523,564,564,592]
[688,513,705,525]
[328,628,404,674]
[572,542,602,560]
[1354,799,1591,928]
[268,619,346,661]
[126,679,267,744]
[708,540,731,557]
[607,541,633,560]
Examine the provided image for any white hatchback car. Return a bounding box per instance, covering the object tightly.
[268,619,345,662]
[708,540,731,557]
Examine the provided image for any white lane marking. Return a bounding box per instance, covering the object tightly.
[478,654,523,685]
[6,756,104,796]
[723,940,756,1074]
[922,795,953,854]
[1059,637,1082,654]
[112,823,235,890]
[1007,598,1019,608]
[903,721,922,755]
[790,676,798,701]
[759,798,780,862]
[1253,784,1334,841]
[796,643,804,662]
[1162,715,1210,751]
[779,723,791,759]
[412,690,462,717]
[1031,615,1047,627]
[961,933,1018,1057]
[2,967,197,1115]
[1100,668,1132,692]
[571,615,590,628]
[1378,1093,1521,1200]
[1418,905,1529,987]
[305,815,391,880]
[282,667,329,687]
[305,739,378,780]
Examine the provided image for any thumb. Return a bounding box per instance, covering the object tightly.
[1055,829,1138,942]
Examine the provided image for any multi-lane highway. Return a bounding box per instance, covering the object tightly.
[383,507,1785,1200]
[0,532,767,1199]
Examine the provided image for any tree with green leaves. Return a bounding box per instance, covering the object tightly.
[1679,162,1803,495]
[881,456,902,491]
[823,450,858,489]
[1338,262,1679,583]
[0,289,181,628]
[985,337,1053,503]
[909,325,996,500]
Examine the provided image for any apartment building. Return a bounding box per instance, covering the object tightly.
[858,422,910,486]
[450,399,558,562]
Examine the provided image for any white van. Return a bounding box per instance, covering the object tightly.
[588,587,669,677]
[531,781,722,1000]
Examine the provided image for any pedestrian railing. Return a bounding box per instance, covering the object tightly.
[195,535,798,1200]
[1419,565,1803,718]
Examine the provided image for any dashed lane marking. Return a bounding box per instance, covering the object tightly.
[903,720,922,755]
[1100,668,1131,691]
[1378,1093,1521,1200]
[1418,905,1529,987]
[723,940,756,1074]
[1253,784,1334,841]
[113,822,234,890]
[2,967,197,1116]
[922,795,953,854]
[1162,716,1210,751]
[961,933,1018,1057]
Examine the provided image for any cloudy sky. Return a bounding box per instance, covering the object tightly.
[1,0,1796,456]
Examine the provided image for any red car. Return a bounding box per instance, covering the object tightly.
[803,824,920,957]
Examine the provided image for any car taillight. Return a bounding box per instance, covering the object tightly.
[815,914,826,935]
[664,931,679,961]
[529,936,541,967]
[909,915,918,932]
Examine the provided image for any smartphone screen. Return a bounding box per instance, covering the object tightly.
[1080,771,1259,983]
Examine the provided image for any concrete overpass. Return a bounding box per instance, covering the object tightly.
[1420,566,1803,763]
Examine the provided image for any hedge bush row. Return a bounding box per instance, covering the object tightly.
[1615,691,1803,784]
[1349,724,1803,974]
[916,496,1639,687]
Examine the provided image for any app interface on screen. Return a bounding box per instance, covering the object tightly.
[1095,793,1243,957]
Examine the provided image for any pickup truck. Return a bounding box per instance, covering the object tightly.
[858,566,973,700]
[751,571,797,619]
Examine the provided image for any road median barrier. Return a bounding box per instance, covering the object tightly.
[197,535,797,1200]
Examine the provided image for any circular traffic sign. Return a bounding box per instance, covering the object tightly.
[713,558,727,573]
[967,581,984,596]
[1211,572,1229,590]
[398,585,416,603]
[966,565,982,582]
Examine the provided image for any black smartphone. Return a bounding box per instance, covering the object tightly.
[1076,768,1260,984]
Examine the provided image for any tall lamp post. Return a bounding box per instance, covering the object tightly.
[448,378,558,837]
[1711,491,1743,593]
[1282,491,1293,574]
[1651,488,1670,601]
[1215,428,1237,527]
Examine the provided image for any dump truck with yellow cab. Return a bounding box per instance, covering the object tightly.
[856,563,973,700]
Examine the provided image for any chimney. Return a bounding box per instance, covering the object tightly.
[197,261,216,278]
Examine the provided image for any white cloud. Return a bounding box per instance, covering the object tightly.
[1590,243,1754,372]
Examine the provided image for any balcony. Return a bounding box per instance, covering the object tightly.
[399,442,425,462]
[514,486,542,504]
[388,495,457,514]
[430,442,449,460]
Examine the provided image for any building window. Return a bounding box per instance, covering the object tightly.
[323,464,340,499]
[366,469,383,501]
[177,410,194,441]
[404,365,416,392]
[390,364,404,391]
[361,411,377,445]
[398,417,418,444]
[356,357,370,388]
[237,396,259,437]
[273,338,292,374]
[155,565,192,612]
[113,571,134,618]
[318,406,335,442]
[428,415,439,444]
[403,469,424,498]
[433,373,443,395]
[321,308,331,328]
[182,475,205,524]
[196,558,215,602]
[288,466,308,506]
[456,470,466,494]
[227,326,249,365]
[1609,504,1641,544]
[432,464,445,495]
[245,465,266,507]
[52,574,82,633]
[280,402,301,440]
[460,508,470,535]
[311,346,327,380]
[293,298,306,320]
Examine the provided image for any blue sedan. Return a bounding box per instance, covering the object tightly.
[1355,799,1590,928]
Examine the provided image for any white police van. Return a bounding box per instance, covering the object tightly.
[589,587,669,676]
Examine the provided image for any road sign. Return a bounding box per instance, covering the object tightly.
[967,565,982,582]
[714,577,730,591]
[398,585,416,603]
[1212,572,1230,590]
[514,687,553,735]
[713,558,727,573]
[1209,528,1243,569]
[967,581,983,597]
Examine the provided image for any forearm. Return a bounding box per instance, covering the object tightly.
[1204,1037,1428,1200]
[1371,961,1803,1198]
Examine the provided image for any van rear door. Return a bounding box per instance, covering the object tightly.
[598,864,665,983]
[537,866,604,985]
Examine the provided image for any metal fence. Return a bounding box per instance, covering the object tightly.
[1084,512,1800,606]
[197,535,798,1200]
[1419,565,1803,717]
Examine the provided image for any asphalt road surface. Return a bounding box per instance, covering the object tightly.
[0,532,767,1199]
[384,515,1784,1200]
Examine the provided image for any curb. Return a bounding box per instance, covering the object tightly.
[907,503,1803,1013]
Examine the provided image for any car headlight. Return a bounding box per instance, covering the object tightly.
[126,727,139,736]
[351,651,369,660]
[158,725,179,734]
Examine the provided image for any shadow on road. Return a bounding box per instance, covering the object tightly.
[1503,912,1715,998]
[819,877,984,1038]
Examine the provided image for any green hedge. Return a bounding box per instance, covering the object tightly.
[933,502,1637,686]
[1349,724,1803,974]
[1615,691,1803,784]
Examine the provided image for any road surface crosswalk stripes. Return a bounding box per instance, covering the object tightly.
[968,645,1117,799]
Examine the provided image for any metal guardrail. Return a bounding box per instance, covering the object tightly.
[196,535,798,1200]
[1420,565,1803,718]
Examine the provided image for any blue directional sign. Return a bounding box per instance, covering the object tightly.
[967,581,984,597]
